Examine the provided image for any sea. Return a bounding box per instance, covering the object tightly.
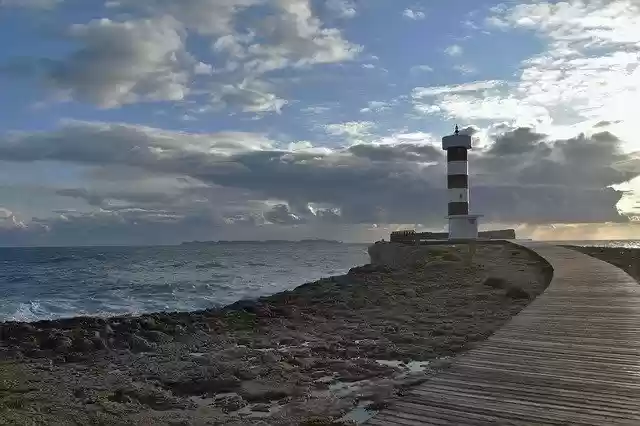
[0,240,638,323]
[0,242,369,322]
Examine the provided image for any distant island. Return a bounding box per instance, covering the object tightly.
[180,238,343,245]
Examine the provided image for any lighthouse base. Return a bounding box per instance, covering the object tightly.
[446,214,482,240]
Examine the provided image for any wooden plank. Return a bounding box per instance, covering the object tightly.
[365,243,640,425]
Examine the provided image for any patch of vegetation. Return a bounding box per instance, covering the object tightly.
[222,311,258,331]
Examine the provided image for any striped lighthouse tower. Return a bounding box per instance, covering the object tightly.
[442,125,481,240]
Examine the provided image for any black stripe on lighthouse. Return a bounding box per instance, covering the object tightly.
[446,147,469,216]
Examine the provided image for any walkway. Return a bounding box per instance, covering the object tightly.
[365,242,640,425]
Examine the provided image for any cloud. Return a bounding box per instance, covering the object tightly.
[194,62,214,75]
[412,80,550,124]
[413,80,505,97]
[0,208,26,229]
[263,204,305,224]
[472,0,640,137]
[211,79,288,113]
[403,9,426,20]
[444,44,463,57]
[410,65,433,73]
[453,64,477,75]
[43,16,192,108]
[360,101,392,113]
[117,0,261,36]
[326,0,357,19]
[0,121,637,243]
[324,121,375,140]
[9,0,360,113]
[242,0,362,72]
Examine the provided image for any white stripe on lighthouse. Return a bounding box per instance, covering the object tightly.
[447,161,468,176]
[448,188,469,203]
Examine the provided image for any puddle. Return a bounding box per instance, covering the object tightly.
[375,359,430,373]
[340,403,378,424]
[233,402,283,418]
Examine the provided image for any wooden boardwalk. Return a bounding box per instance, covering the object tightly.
[366,242,640,425]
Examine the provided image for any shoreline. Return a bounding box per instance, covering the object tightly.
[1,242,552,425]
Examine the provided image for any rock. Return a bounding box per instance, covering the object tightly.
[141,317,157,330]
[128,335,156,353]
[103,324,115,335]
[142,330,173,344]
[259,350,281,364]
[73,388,87,399]
[349,264,392,275]
[216,393,247,412]
[271,305,300,318]
[367,401,390,410]
[251,403,271,413]
[111,385,188,410]
[73,337,94,353]
[43,334,73,353]
[109,389,134,404]
[91,336,106,349]
[505,286,530,299]
[239,381,291,402]
[483,276,508,289]
[235,367,259,381]
[167,374,240,396]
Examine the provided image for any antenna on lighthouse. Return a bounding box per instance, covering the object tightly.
[454,124,459,135]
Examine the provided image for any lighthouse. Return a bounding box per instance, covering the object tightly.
[442,125,481,240]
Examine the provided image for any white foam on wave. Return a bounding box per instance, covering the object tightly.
[8,301,49,322]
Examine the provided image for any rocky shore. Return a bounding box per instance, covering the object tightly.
[563,245,640,282]
[0,242,552,426]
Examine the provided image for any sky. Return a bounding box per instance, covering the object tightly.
[0,0,639,245]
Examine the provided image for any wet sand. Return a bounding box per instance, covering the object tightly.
[0,242,552,425]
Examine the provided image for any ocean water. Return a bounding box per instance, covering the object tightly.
[554,240,640,249]
[0,242,369,322]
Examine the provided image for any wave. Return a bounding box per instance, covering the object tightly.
[5,275,29,283]
[194,261,225,269]
[6,301,50,322]
[40,255,78,264]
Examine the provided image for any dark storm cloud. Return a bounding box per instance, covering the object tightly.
[486,127,548,156]
[0,121,638,245]
[347,143,442,162]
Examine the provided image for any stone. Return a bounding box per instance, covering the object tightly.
[216,393,247,412]
[142,330,173,344]
[167,374,240,396]
[505,286,530,299]
[141,317,157,330]
[48,335,73,353]
[73,337,95,353]
[251,403,271,412]
[91,336,106,349]
[239,381,291,402]
[128,335,156,353]
[482,276,508,289]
